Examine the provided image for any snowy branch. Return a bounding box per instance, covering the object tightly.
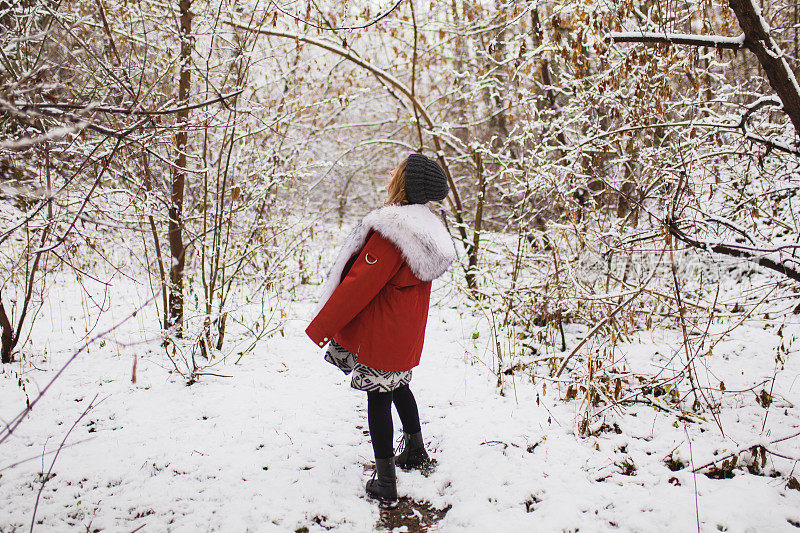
[15,89,244,117]
[666,219,800,284]
[607,31,746,49]
[737,96,783,129]
[692,428,800,473]
[0,121,90,151]
[743,131,800,156]
[736,96,800,155]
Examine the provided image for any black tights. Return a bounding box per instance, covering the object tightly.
[366,384,421,459]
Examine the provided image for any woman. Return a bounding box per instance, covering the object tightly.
[305,153,456,504]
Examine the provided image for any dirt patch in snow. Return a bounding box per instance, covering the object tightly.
[377,497,451,532]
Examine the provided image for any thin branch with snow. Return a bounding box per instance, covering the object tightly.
[607,31,746,49]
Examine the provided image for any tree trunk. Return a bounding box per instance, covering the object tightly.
[169,0,192,334]
[730,0,800,136]
[466,149,485,291]
[0,294,12,363]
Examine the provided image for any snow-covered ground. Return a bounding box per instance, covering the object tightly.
[2,269,800,532]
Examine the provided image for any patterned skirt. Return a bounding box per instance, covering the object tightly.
[324,340,412,393]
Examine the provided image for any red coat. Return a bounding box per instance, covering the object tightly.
[306,231,432,372]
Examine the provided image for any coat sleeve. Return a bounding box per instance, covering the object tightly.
[305,232,403,348]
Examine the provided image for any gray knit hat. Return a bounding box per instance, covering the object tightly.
[404,153,449,204]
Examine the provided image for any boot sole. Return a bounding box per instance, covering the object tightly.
[366,493,399,508]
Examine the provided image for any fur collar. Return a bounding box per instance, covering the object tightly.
[315,204,457,314]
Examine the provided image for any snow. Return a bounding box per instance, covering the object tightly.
[0,121,90,151]
[746,95,783,111]
[1,261,800,531]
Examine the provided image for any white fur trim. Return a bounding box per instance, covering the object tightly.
[314,204,456,314]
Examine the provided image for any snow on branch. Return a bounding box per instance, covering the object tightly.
[17,89,244,117]
[735,96,800,155]
[0,121,89,151]
[607,31,746,49]
[0,90,243,151]
[666,219,800,284]
[738,95,783,128]
[743,131,800,156]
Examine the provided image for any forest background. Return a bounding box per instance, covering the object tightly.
[2,0,800,530]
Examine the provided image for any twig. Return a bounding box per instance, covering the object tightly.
[192,372,232,378]
[762,357,780,432]
[692,428,800,472]
[763,448,800,461]
[409,0,424,149]
[0,437,96,472]
[480,440,516,449]
[94,0,122,64]
[30,394,103,533]
[684,424,701,533]
[668,216,721,432]
[666,219,800,284]
[20,90,243,117]
[607,31,746,49]
[269,0,403,31]
[35,137,124,254]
